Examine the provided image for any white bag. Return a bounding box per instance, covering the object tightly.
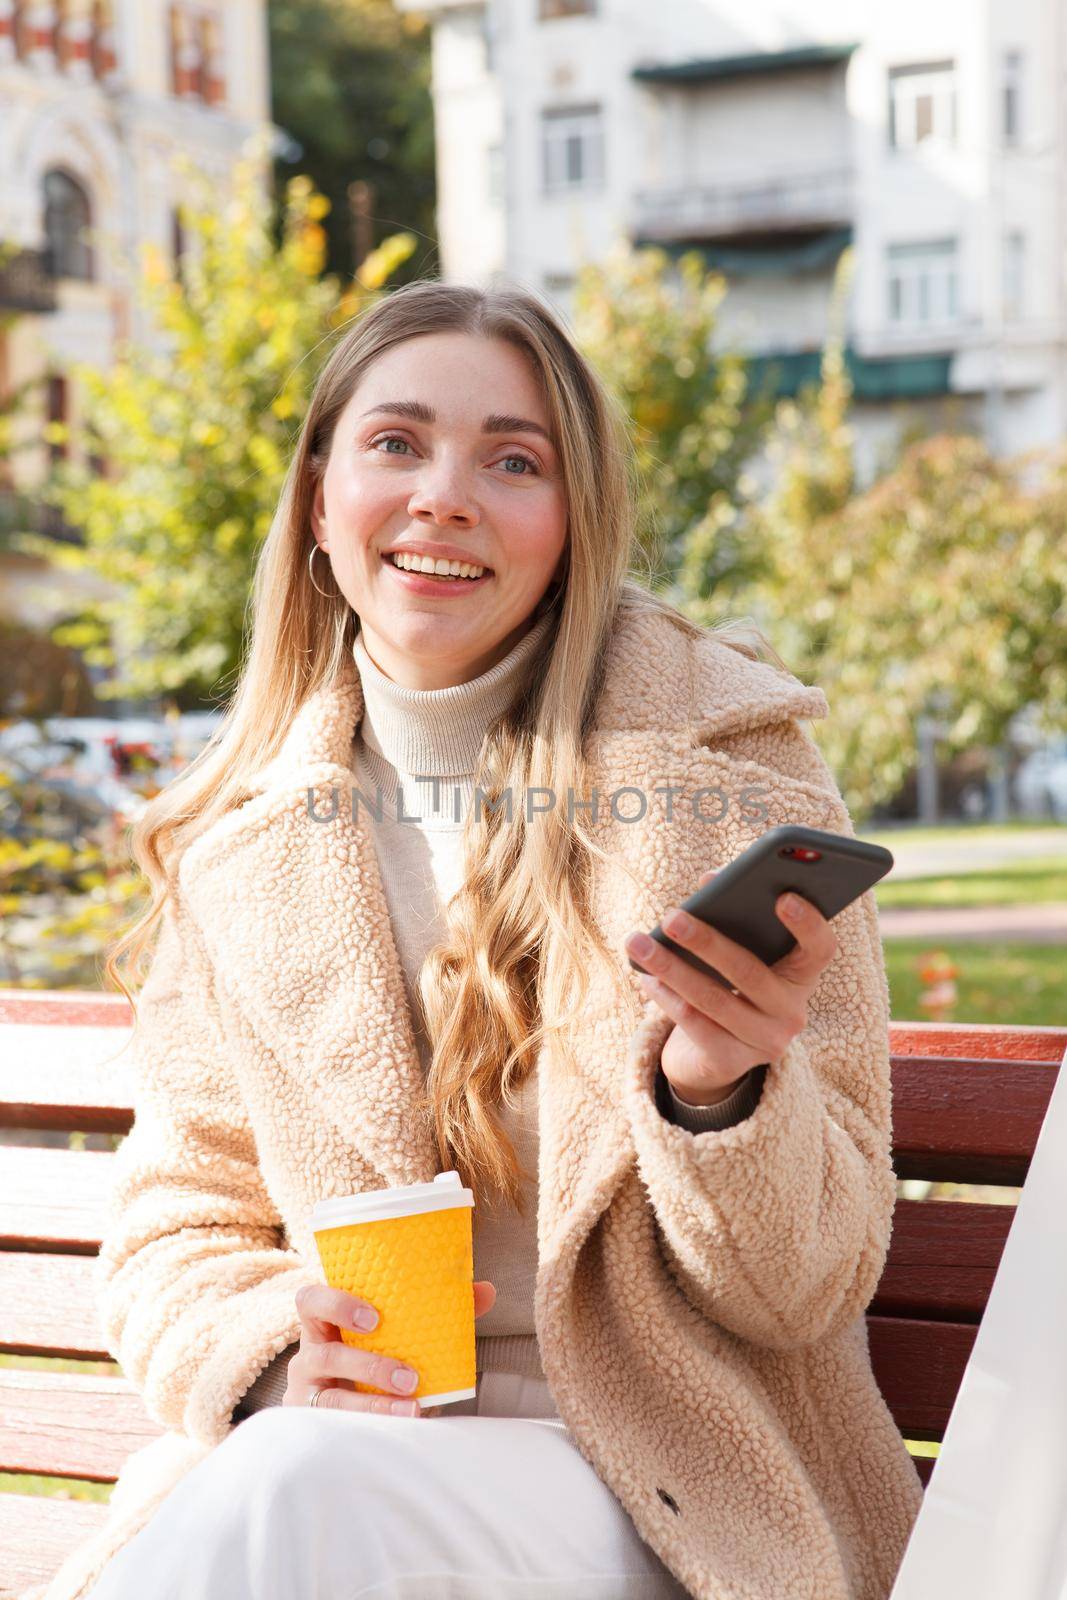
[889,1046,1067,1599]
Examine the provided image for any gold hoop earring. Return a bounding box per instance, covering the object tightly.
[308,542,337,599]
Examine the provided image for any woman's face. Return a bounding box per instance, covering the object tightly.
[312,330,569,689]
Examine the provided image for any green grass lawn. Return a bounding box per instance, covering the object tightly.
[882,938,1064,1026]
[876,858,1067,909]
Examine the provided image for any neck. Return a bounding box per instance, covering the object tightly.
[351,606,556,780]
[356,612,546,691]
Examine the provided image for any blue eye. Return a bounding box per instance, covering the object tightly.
[370,432,539,475]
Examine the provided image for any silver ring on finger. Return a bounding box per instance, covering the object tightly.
[308,1386,325,1409]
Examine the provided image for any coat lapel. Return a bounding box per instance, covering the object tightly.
[177,612,830,1253]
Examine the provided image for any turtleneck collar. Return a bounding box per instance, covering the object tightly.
[351,607,556,779]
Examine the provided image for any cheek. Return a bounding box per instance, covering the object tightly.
[328,462,393,530]
[506,489,567,567]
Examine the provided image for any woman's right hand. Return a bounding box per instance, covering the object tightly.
[285,1280,497,1416]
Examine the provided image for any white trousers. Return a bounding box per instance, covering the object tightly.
[85,1372,691,1599]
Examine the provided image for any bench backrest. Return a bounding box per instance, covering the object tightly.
[1,989,1065,1594]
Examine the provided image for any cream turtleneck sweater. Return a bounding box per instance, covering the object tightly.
[233,608,763,1418]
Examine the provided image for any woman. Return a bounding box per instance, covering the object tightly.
[37,281,923,1600]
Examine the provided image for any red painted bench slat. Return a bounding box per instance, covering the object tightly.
[0,1253,112,1360]
[870,1198,1016,1323]
[0,1494,110,1594]
[0,1369,164,1480]
[0,1147,114,1252]
[866,1316,978,1440]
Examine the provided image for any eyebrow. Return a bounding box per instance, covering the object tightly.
[360,399,554,446]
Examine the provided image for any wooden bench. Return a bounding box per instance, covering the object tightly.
[2,988,1065,1598]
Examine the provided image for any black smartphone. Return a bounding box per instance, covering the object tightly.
[628,825,893,989]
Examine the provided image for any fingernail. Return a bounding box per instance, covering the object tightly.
[352,1306,378,1331]
[780,894,802,919]
[628,932,655,957]
[392,1368,418,1392]
[391,1399,420,1416]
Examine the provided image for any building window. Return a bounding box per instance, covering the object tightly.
[5,0,115,74]
[54,0,71,67]
[90,0,118,78]
[539,0,596,16]
[169,4,225,105]
[887,240,959,327]
[46,375,69,466]
[1002,50,1022,147]
[1003,230,1025,321]
[541,105,604,194]
[42,169,94,281]
[7,0,24,58]
[888,61,957,149]
[543,272,576,309]
[542,274,577,326]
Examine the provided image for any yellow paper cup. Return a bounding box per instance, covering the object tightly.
[311,1170,476,1407]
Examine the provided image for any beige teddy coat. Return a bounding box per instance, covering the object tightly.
[30,605,923,1600]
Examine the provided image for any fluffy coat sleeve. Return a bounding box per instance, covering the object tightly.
[94,887,321,1446]
[622,718,897,1353]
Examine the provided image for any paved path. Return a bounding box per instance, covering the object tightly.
[868,828,1067,941]
[874,829,1067,880]
[878,901,1067,943]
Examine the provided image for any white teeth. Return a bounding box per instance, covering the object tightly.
[390,552,486,579]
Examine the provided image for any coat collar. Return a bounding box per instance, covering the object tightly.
[236,606,830,798]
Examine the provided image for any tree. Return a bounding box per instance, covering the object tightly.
[268,0,437,282]
[696,246,1067,820]
[746,421,1067,820]
[571,238,771,595]
[13,148,414,706]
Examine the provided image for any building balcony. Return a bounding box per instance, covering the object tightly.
[632,43,859,88]
[0,247,58,314]
[631,167,854,246]
[746,346,954,402]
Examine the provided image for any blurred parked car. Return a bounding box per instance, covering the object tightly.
[1013,738,1067,821]
[0,712,222,839]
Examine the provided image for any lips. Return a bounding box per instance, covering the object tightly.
[382,555,493,593]
[382,550,493,574]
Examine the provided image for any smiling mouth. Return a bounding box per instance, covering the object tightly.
[382,553,492,582]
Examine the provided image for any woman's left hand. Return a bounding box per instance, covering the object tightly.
[624,869,840,1107]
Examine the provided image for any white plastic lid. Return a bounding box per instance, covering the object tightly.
[310,1169,474,1231]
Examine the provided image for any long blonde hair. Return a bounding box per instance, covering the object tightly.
[106,278,786,1213]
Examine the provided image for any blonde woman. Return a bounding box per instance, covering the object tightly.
[43,281,922,1600]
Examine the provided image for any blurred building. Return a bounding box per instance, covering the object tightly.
[0,0,271,674]
[398,0,1067,472]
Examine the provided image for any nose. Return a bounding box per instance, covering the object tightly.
[406,457,480,528]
